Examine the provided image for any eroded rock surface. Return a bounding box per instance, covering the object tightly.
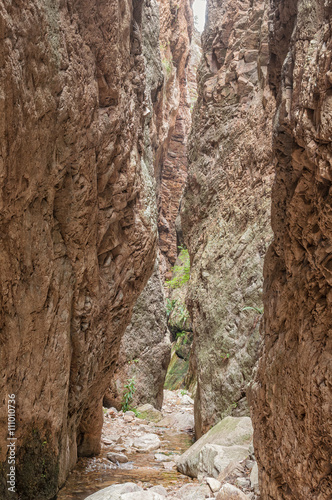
[157,0,194,277]
[0,0,166,497]
[181,0,275,437]
[104,260,171,411]
[251,1,332,498]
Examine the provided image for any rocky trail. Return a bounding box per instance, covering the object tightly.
[57,391,259,500]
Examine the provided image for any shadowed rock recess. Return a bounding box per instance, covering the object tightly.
[0,0,176,497]
[181,0,275,438]
[251,1,332,498]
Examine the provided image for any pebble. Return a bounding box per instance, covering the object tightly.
[106,452,129,464]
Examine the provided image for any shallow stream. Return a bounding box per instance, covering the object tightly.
[57,393,195,499]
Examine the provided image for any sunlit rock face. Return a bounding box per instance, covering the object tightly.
[251,1,332,498]
[0,0,165,497]
[181,0,275,438]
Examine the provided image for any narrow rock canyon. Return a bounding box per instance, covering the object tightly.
[0,0,331,499]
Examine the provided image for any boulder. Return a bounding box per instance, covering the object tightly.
[85,483,142,499]
[198,444,250,479]
[177,416,253,477]
[148,485,168,497]
[137,404,163,423]
[133,433,161,452]
[121,493,164,500]
[216,483,249,499]
[156,412,194,432]
[175,483,212,499]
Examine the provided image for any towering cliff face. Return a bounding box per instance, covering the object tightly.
[157,0,193,277]
[0,0,165,498]
[181,0,275,438]
[251,1,332,498]
[104,0,195,412]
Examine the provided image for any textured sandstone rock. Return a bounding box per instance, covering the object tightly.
[157,0,194,277]
[181,0,275,438]
[104,260,171,411]
[250,1,332,498]
[0,0,166,497]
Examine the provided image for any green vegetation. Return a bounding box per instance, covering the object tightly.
[242,306,264,314]
[165,247,190,289]
[220,352,230,361]
[121,376,136,412]
[166,298,178,318]
[130,408,141,418]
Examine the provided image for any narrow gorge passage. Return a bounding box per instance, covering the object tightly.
[0,1,331,500]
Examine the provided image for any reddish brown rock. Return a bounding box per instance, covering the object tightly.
[181,0,275,438]
[157,0,194,278]
[250,1,332,498]
[0,0,165,498]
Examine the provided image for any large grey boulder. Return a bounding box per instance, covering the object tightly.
[121,493,164,500]
[197,444,250,479]
[177,416,253,478]
[85,483,142,500]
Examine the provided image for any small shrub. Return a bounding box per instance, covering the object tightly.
[122,376,136,412]
[165,247,190,289]
[166,298,177,318]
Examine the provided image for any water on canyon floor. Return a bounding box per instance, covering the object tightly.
[57,391,196,499]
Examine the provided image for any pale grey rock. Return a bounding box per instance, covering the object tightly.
[235,477,250,488]
[154,453,175,462]
[85,483,142,500]
[133,433,161,452]
[206,477,222,493]
[176,483,212,499]
[162,461,176,470]
[216,483,250,500]
[250,462,259,491]
[148,485,168,497]
[198,444,250,479]
[121,492,164,500]
[156,412,194,431]
[177,416,253,477]
[123,414,134,423]
[106,452,129,464]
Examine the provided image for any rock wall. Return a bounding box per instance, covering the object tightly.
[104,259,171,411]
[181,0,275,438]
[157,0,193,277]
[0,0,165,498]
[251,1,332,498]
[103,0,195,412]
